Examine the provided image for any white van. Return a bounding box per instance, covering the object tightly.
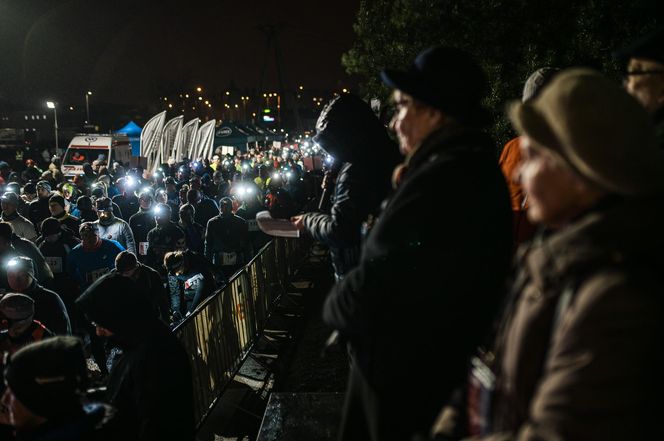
[61,134,132,177]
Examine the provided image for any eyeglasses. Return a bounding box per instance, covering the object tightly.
[624,69,664,77]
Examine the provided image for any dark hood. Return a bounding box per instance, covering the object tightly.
[313,94,398,165]
[75,273,156,346]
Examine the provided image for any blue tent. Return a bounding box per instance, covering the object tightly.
[115,121,142,156]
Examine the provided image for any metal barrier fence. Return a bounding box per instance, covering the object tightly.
[174,237,310,429]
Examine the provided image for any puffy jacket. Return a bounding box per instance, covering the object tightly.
[1,211,37,241]
[97,217,136,255]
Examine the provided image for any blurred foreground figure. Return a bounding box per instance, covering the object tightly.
[1,336,114,441]
[76,273,194,441]
[432,69,664,441]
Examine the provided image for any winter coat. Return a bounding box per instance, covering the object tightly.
[204,214,250,267]
[129,209,157,261]
[193,199,219,227]
[302,160,394,277]
[655,107,664,149]
[1,211,37,241]
[450,197,664,441]
[66,239,124,291]
[96,217,136,255]
[167,251,215,321]
[10,234,54,285]
[323,126,513,439]
[145,222,185,272]
[54,213,81,237]
[76,274,194,441]
[37,230,81,313]
[112,194,140,221]
[109,264,170,323]
[27,195,51,233]
[0,319,54,355]
[11,403,115,441]
[179,222,205,254]
[22,280,71,335]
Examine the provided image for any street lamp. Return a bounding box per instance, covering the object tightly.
[85,91,92,124]
[46,101,59,154]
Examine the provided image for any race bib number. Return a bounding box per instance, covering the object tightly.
[86,268,110,284]
[184,273,204,290]
[247,220,259,232]
[139,242,149,256]
[45,256,63,274]
[221,252,237,266]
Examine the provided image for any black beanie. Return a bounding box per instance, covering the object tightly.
[4,336,87,419]
[49,194,66,209]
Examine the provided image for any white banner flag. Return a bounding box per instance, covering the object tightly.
[178,118,199,161]
[140,111,167,163]
[193,119,216,160]
[161,115,183,163]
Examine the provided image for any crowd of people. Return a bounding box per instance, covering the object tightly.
[0,142,321,439]
[1,24,664,441]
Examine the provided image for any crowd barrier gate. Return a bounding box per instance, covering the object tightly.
[174,237,310,429]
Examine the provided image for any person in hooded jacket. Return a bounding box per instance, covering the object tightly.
[94,197,136,255]
[76,274,194,441]
[291,94,401,280]
[129,191,157,263]
[0,336,116,441]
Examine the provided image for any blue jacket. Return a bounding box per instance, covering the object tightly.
[67,239,124,290]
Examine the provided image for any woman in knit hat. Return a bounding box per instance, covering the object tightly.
[433,68,664,440]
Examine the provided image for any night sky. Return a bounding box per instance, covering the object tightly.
[0,0,361,109]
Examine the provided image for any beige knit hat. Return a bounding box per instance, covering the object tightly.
[509,68,664,196]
